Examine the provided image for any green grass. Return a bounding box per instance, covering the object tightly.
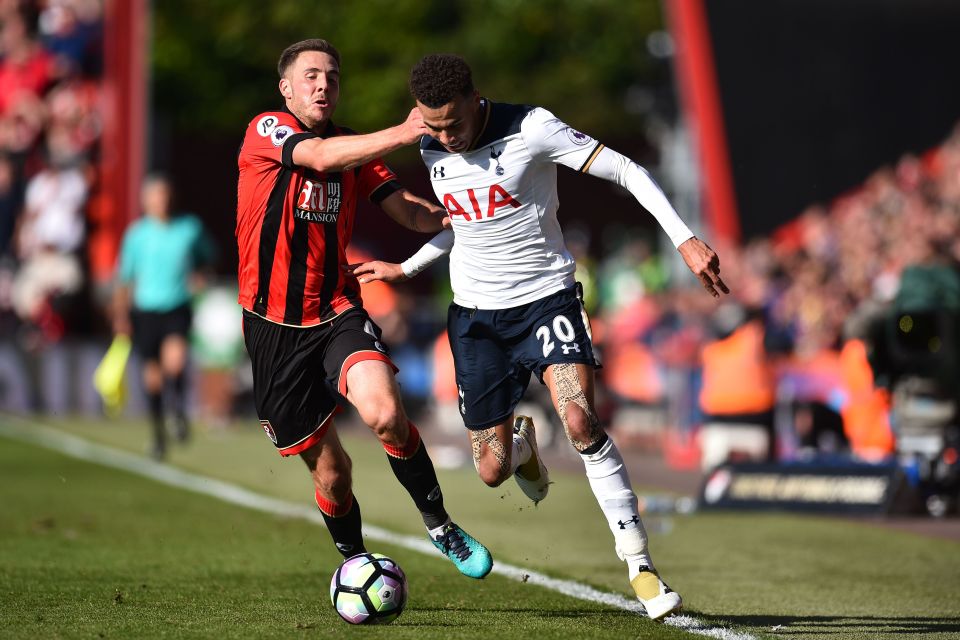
[3,415,960,639]
[0,434,695,640]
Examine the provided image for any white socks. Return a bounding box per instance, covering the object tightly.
[470,431,531,475]
[580,436,653,576]
[510,431,531,475]
[427,517,452,540]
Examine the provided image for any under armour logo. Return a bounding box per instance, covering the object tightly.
[335,543,354,552]
[561,343,581,354]
[617,515,640,529]
[427,486,442,502]
[433,166,445,178]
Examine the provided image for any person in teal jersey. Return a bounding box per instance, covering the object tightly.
[113,174,215,459]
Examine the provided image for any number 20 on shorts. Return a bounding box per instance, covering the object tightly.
[536,315,577,357]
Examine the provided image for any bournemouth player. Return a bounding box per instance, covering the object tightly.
[236,40,491,579]
[350,54,729,619]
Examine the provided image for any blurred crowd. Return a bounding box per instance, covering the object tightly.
[0,0,957,479]
[708,123,960,464]
[600,121,960,468]
[0,0,103,348]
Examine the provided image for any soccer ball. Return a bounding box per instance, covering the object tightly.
[330,552,408,624]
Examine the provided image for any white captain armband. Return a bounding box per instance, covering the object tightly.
[585,147,694,248]
[400,228,454,278]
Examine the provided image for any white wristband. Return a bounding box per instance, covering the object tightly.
[400,228,455,278]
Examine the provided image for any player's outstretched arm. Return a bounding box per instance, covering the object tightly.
[111,283,132,336]
[292,108,427,173]
[585,146,729,297]
[379,188,451,233]
[585,146,695,248]
[346,228,454,283]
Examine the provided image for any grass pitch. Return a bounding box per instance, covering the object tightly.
[0,434,694,640]
[2,415,959,639]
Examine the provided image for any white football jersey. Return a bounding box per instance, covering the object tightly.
[421,100,605,309]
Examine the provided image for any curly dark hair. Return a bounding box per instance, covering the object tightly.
[409,54,474,108]
[278,39,340,78]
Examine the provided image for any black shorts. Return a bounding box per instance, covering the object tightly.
[242,307,396,457]
[131,304,192,361]
[447,283,599,430]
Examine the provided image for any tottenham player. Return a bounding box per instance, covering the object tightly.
[237,41,491,579]
[350,54,729,620]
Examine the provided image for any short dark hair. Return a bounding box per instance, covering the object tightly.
[143,172,171,189]
[409,54,474,108]
[278,39,341,78]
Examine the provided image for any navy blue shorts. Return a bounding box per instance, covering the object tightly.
[447,283,599,430]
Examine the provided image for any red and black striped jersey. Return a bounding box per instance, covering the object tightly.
[236,109,400,326]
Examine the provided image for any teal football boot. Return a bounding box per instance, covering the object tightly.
[431,522,493,579]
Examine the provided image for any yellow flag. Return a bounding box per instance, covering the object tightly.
[93,335,132,417]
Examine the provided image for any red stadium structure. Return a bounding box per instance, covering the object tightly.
[92,0,147,284]
[664,0,740,245]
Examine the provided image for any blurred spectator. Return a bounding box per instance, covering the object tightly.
[10,131,88,343]
[0,153,18,256]
[599,235,667,317]
[697,303,776,470]
[45,78,100,157]
[189,283,245,427]
[38,0,102,77]
[0,91,45,168]
[14,127,87,255]
[783,340,847,458]
[839,305,895,462]
[603,338,666,449]
[0,10,55,116]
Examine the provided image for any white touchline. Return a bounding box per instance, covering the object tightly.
[0,418,757,640]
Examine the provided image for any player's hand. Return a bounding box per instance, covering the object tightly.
[441,215,452,230]
[398,107,428,145]
[113,314,132,337]
[344,260,407,284]
[677,237,729,298]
